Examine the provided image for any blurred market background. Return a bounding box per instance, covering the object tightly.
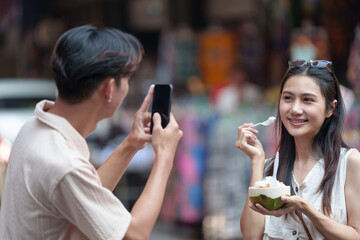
[0,0,360,239]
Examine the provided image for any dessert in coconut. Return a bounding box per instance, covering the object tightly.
[249,176,290,210]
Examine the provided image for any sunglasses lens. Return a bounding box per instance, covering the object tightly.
[314,60,331,68]
[289,60,306,67]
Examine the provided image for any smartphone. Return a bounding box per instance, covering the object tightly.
[150,84,173,134]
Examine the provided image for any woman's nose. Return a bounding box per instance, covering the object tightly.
[290,100,303,114]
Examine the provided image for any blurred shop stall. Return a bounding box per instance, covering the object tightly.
[344,24,360,150]
[0,0,22,77]
[347,24,360,97]
[0,0,360,239]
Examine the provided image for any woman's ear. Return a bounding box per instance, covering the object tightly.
[326,99,338,118]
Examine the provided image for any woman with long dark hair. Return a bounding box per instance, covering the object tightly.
[236,60,360,239]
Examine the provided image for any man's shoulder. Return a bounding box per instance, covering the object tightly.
[11,119,89,179]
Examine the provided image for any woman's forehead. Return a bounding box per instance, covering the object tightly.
[283,75,322,95]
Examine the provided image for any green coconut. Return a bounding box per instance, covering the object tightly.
[248,185,290,210]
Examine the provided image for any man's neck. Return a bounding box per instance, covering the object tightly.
[47,98,101,138]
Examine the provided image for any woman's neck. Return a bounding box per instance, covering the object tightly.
[292,137,320,184]
[294,137,319,163]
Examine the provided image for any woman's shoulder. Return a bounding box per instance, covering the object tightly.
[347,148,360,168]
[345,148,360,180]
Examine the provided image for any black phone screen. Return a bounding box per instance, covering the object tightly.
[150,84,173,134]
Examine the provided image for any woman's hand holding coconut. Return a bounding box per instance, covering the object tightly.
[249,195,305,218]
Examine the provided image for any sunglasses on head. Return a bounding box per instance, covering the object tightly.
[288,59,333,72]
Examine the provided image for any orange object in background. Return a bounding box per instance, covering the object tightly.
[198,28,236,87]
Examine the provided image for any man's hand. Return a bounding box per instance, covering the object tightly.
[123,112,183,240]
[126,85,154,151]
[151,112,183,162]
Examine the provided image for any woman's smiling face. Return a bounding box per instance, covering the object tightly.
[279,75,331,140]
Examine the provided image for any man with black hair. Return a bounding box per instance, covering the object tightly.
[0,25,183,239]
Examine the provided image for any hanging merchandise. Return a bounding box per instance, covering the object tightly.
[344,24,360,150]
[347,24,360,96]
[211,63,264,115]
[0,0,21,39]
[289,22,331,61]
[202,105,274,239]
[127,0,169,31]
[236,22,266,86]
[198,26,236,87]
[156,30,177,84]
[156,25,198,88]
[311,26,330,60]
[267,0,291,87]
[289,30,316,60]
[297,0,331,60]
[321,0,349,61]
[203,113,247,239]
[344,98,360,150]
[160,96,210,225]
[174,112,205,224]
[174,25,199,87]
[0,0,21,76]
[320,0,351,80]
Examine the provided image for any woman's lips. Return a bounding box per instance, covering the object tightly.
[288,118,308,126]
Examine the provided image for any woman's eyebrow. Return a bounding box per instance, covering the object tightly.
[301,93,318,98]
[282,90,318,98]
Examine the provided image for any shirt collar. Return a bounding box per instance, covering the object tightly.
[34,100,90,160]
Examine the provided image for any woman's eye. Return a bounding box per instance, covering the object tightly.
[303,98,313,103]
[283,95,292,101]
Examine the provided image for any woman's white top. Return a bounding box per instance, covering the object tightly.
[263,148,354,240]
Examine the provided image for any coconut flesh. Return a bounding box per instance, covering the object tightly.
[249,176,290,210]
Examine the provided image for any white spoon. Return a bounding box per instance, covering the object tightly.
[252,116,276,127]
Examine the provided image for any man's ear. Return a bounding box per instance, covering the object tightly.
[326,99,338,118]
[103,78,115,101]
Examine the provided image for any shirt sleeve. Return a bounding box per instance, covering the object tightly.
[51,164,131,240]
